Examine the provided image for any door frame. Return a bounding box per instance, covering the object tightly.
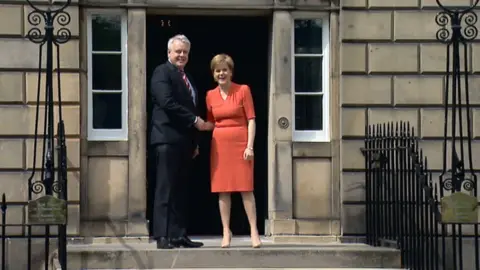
[143,9,274,235]
[146,8,271,17]
[79,5,341,238]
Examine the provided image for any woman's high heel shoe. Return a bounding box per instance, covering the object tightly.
[251,235,262,248]
[221,231,232,248]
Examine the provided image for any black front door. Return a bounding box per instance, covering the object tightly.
[146,14,270,236]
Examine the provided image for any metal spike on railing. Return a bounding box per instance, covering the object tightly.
[0,194,5,213]
[1,193,6,270]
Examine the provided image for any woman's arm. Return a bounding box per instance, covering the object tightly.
[206,91,215,124]
[247,119,256,149]
[242,85,256,150]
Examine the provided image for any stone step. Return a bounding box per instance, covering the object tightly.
[62,237,402,269]
[70,235,345,245]
[78,269,406,270]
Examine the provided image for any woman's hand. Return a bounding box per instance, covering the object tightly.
[243,147,254,160]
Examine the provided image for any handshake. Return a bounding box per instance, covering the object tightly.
[194,117,214,131]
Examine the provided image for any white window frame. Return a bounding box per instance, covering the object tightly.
[291,14,330,142]
[86,9,128,141]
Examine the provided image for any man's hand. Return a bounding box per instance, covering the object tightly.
[194,117,214,131]
[192,146,199,159]
[203,122,214,130]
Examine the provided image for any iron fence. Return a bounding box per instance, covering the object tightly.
[1,123,68,270]
[362,122,479,270]
[1,0,72,269]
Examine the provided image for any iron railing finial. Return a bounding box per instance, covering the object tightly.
[24,0,72,268]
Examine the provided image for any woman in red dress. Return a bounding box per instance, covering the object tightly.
[205,54,261,248]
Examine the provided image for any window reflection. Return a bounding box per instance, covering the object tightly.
[294,19,323,54]
[89,13,126,138]
[92,15,121,51]
[294,18,325,132]
[92,54,122,90]
[294,57,323,93]
[295,95,323,131]
[92,93,122,129]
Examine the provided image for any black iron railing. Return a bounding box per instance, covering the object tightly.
[1,0,72,269]
[362,0,480,269]
[0,195,5,270]
[362,122,479,270]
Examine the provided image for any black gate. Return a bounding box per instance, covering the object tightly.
[1,0,72,269]
[363,123,479,270]
[361,0,480,269]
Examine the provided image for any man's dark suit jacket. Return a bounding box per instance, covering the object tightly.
[149,61,198,147]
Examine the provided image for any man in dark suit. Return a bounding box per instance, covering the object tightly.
[149,34,213,249]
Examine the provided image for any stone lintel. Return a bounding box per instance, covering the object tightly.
[81,0,334,9]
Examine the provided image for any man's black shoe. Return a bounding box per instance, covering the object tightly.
[171,236,204,248]
[156,237,175,249]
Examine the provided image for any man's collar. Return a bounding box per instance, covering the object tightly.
[167,59,184,72]
[168,59,185,72]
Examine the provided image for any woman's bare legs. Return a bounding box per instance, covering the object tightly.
[218,193,232,247]
[241,191,262,247]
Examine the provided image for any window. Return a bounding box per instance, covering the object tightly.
[87,11,128,141]
[292,17,330,142]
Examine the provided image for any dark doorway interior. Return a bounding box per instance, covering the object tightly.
[146,15,270,236]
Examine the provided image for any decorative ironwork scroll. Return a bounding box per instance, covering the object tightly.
[435,0,480,269]
[25,0,72,269]
[434,0,479,215]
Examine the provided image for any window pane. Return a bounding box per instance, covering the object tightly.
[294,19,323,54]
[92,54,122,90]
[92,14,121,51]
[295,57,322,93]
[92,93,122,129]
[295,95,323,131]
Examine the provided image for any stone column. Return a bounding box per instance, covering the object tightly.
[127,8,148,235]
[267,10,296,235]
[329,11,342,236]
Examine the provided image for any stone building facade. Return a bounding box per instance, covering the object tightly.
[0,0,478,239]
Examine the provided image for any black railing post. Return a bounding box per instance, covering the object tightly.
[1,193,6,270]
[406,124,414,266]
[363,125,373,245]
[379,124,386,242]
[398,122,406,265]
[25,0,72,269]
[57,121,68,268]
[435,0,480,270]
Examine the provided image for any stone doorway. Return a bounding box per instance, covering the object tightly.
[145,14,270,236]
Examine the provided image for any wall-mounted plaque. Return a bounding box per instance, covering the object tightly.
[27,195,67,225]
[441,192,479,224]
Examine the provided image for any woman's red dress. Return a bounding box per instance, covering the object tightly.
[206,83,256,193]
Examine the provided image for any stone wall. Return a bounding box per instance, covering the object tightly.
[0,1,80,233]
[0,1,80,267]
[340,0,480,235]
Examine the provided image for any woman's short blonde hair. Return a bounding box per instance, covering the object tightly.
[210,54,234,73]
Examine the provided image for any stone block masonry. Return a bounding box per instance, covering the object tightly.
[0,2,80,236]
[340,0,480,235]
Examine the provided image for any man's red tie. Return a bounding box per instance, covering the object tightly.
[179,70,193,96]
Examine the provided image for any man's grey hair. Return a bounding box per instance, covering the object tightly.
[167,34,191,51]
